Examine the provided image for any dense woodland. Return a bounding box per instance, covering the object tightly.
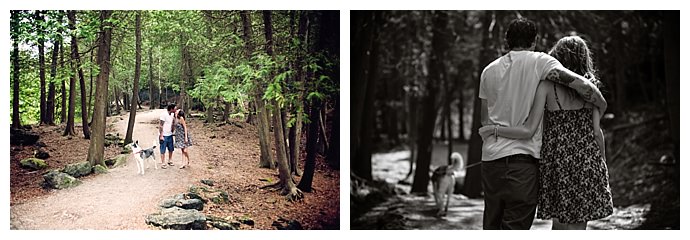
[10,10,339,205]
[351,10,678,229]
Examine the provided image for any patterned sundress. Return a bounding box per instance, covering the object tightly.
[537,85,614,223]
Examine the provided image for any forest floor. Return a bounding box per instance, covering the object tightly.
[351,149,651,230]
[10,108,339,230]
[352,108,679,230]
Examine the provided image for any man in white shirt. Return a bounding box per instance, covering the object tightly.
[159,104,176,168]
[479,18,606,230]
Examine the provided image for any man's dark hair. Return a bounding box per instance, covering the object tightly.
[506,18,537,49]
[167,104,176,112]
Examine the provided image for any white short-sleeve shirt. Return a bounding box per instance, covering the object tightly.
[160,111,174,136]
[479,51,561,161]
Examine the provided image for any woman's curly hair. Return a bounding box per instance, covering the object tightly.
[548,36,602,89]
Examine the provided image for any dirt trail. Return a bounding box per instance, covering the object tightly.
[10,109,195,229]
[353,150,650,230]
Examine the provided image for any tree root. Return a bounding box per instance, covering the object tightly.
[281,186,304,202]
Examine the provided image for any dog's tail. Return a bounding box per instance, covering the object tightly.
[451,152,464,170]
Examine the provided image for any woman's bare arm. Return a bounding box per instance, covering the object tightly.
[592,105,606,160]
[181,117,188,142]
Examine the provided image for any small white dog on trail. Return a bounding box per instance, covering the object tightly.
[431,152,465,217]
[130,140,157,175]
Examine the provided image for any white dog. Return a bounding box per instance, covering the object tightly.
[431,152,465,217]
[130,140,157,175]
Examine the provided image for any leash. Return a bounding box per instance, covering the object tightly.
[463,161,482,170]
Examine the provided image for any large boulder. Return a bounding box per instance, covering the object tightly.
[62,161,92,178]
[43,170,82,189]
[105,154,128,168]
[145,207,206,230]
[20,158,47,171]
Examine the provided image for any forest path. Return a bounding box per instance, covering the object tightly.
[353,150,650,230]
[10,109,195,229]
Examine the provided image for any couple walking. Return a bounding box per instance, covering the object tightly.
[477,18,613,230]
[159,104,193,169]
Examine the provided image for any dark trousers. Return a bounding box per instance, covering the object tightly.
[481,154,539,230]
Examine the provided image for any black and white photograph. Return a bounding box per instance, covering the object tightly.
[351,10,679,230]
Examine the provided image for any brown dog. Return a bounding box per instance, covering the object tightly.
[431,152,464,217]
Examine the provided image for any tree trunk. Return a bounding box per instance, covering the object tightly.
[68,11,91,139]
[411,11,448,193]
[89,44,94,125]
[60,30,67,124]
[149,47,155,110]
[11,10,21,129]
[178,34,188,114]
[243,10,275,169]
[289,11,310,176]
[464,11,501,198]
[446,87,453,165]
[351,11,378,181]
[298,99,320,192]
[205,101,214,123]
[223,100,231,122]
[36,11,48,125]
[663,11,680,177]
[458,84,466,142]
[87,10,113,167]
[47,37,60,125]
[125,12,142,145]
[64,69,77,136]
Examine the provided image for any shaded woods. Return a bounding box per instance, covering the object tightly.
[10,10,340,229]
[351,10,678,229]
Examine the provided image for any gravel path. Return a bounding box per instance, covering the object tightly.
[10,109,195,229]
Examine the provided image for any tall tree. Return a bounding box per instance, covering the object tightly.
[464,11,502,198]
[299,10,339,190]
[63,12,78,137]
[242,10,275,169]
[179,33,189,114]
[411,11,448,193]
[68,10,91,139]
[149,46,155,110]
[86,10,113,167]
[60,22,67,124]
[288,11,309,177]
[11,10,22,129]
[351,11,378,181]
[47,12,62,125]
[36,11,48,125]
[263,10,303,200]
[663,11,680,175]
[125,11,142,144]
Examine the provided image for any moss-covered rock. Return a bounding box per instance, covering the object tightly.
[43,170,81,189]
[62,161,92,177]
[20,158,47,171]
[92,164,108,174]
[105,154,128,168]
